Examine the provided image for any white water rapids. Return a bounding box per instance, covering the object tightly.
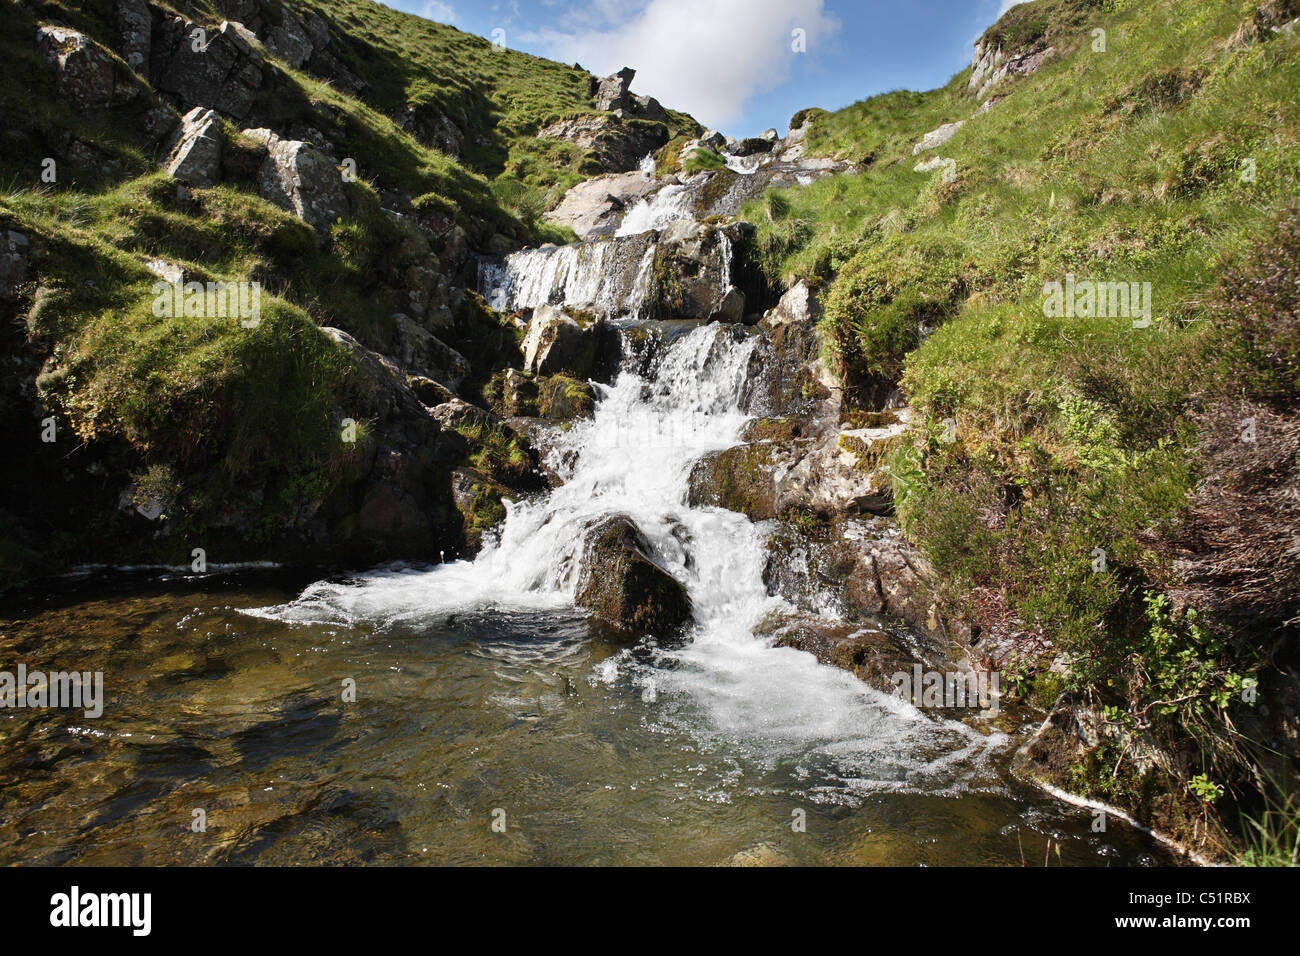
[255,324,1005,795]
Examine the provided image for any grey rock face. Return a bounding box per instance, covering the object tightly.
[521,305,602,378]
[912,121,964,154]
[536,113,668,174]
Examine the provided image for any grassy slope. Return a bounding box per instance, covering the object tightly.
[745,0,1299,853]
[0,0,697,578]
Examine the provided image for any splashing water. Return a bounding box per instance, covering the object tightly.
[254,324,1007,796]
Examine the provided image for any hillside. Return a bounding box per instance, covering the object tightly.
[743,0,1300,857]
[0,0,699,579]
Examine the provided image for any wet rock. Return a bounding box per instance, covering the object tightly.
[243,128,349,233]
[37,26,139,112]
[575,516,692,638]
[522,305,602,378]
[164,107,223,187]
[543,170,661,239]
[762,518,886,618]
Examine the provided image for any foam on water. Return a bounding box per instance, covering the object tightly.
[253,324,1005,796]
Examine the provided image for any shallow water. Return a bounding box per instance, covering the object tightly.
[0,572,1178,866]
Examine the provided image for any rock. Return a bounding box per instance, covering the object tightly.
[356,450,433,545]
[243,128,349,232]
[1,231,30,302]
[760,128,779,142]
[728,136,776,157]
[632,94,670,123]
[699,129,726,150]
[390,314,471,390]
[761,279,818,327]
[143,257,185,284]
[912,121,964,154]
[164,107,223,187]
[399,104,464,158]
[37,26,138,112]
[521,305,601,378]
[913,156,952,174]
[709,285,746,324]
[969,38,1055,100]
[593,67,637,112]
[543,170,662,240]
[151,19,267,121]
[537,113,668,174]
[114,0,151,71]
[575,516,692,638]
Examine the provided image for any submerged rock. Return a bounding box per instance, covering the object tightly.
[575,516,692,638]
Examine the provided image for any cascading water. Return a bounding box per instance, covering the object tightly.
[615,183,695,236]
[479,233,658,317]
[255,324,1005,794]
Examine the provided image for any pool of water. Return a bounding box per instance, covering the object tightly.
[0,572,1178,866]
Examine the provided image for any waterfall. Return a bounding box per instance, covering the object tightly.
[257,324,1003,784]
[479,233,659,317]
[615,183,695,237]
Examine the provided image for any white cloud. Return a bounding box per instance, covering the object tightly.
[421,1,456,24]
[523,0,840,131]
[997,0,1030,15]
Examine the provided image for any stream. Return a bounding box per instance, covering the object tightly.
[0,323,1177,865]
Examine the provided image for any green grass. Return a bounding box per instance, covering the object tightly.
[743,0,1300,853]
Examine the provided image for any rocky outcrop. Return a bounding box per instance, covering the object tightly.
[593,67,637,112]
[575,516,693,638]
[37,26,140,111]
[969,38,1055,101]
[537,113,668,174]
[150,18,270,121]
[243,128,349,232]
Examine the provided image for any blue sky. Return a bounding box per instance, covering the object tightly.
[382,1,1027,137]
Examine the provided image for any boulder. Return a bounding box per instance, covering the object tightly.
[37,26,138,111]
[969,38,1055,100]
[243,128,349,232]
[521,305,601,377]
[164,107,223,187]
[390,314,471,390]
[575,516,693,638]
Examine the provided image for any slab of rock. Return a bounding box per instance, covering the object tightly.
[912,121,963,154]
[165,106,223,187]
[114,0,151,70]
[592,67,637,112]
[575,516,692,638]
[243,128,349,232]
[1,230,30,302]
